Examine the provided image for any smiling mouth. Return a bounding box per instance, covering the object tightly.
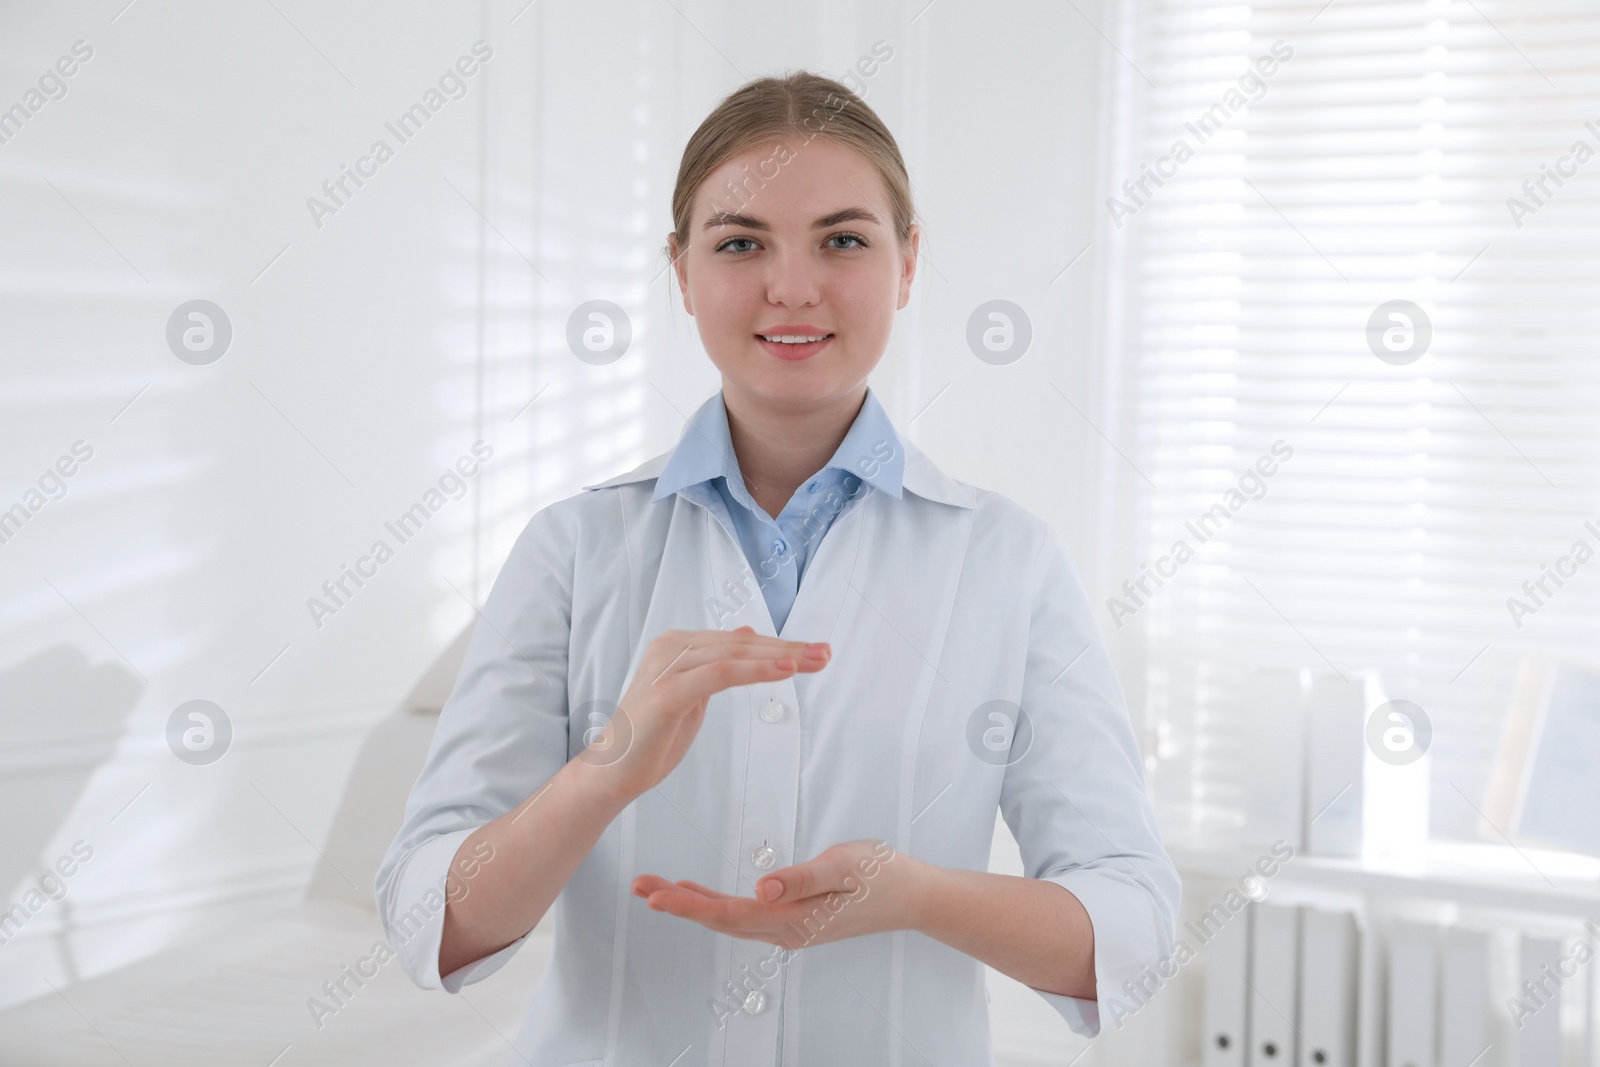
[755,332,835,361]
[757,333,834,344]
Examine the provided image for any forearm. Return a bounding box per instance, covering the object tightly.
[905,859,1096,1000]
[437,756,633,978]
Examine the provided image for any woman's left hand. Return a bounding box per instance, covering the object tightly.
[631,838,921,950]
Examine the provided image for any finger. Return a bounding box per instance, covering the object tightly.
[631,874,676,897]
[632,874,733,901]
[645,886,725,922]
[667,640,831,675]
[694,626,822,649]
[655,628,831,664]
[664,626,816,648]
[643,648,828,696]
[648,890,777,940]
[757,854,848,904]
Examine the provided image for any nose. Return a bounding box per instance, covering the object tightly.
[764,242,823,309]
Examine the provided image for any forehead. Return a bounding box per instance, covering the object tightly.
[695,136,888,223]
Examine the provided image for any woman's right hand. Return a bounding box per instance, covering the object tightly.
[582,625,830,803]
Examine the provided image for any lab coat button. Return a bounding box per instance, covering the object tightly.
[759,699,787,724]
[752,840,776,870]
[742,988,767,1015]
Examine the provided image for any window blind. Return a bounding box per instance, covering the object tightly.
[1114,0,1600,841]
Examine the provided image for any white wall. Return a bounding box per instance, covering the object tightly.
[0,0,1125,1055]
[1,0,525,1006]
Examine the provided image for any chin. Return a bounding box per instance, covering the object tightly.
[712,341,875,405]
[743,369,847,406]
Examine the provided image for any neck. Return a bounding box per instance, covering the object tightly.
[722,381,868,519]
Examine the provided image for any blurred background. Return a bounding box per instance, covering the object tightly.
[1,0,1597,1064]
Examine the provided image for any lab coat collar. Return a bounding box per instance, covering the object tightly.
[581,394,975,510]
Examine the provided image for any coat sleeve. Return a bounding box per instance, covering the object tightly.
[997,521,1181,1037]
[372,504,574,993]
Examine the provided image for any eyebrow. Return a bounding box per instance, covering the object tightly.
[701,206,881,231]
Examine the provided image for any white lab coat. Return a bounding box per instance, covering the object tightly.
[375,422,1181,1065]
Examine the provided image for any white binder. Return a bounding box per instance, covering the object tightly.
[1247,902,1300,1066]
[1515,935,1562,1067]
[1299,908,1358,1066]
[1204,898,1252,1067]
[1441,927,1492,1067]
[1387,920,1438,1067]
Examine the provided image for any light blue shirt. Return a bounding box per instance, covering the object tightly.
[651,386,903,632]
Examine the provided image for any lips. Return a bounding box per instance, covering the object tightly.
[755,330,834,361]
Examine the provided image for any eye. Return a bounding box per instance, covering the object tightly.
[715,236,759,254]
[828,231,868,250]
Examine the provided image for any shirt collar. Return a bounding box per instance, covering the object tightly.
[649,386,905,505]
[581,391,975,510]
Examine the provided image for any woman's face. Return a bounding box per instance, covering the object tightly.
[670,136,919,409]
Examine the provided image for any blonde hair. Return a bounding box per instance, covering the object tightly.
[666,70,917,264]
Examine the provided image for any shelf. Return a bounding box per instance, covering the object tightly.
[1165,837,1600,920]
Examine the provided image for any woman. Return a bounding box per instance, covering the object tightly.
[376,70,1179,1064]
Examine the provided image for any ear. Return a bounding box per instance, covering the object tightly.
[895,222,920,311]
[668,233,694,316]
